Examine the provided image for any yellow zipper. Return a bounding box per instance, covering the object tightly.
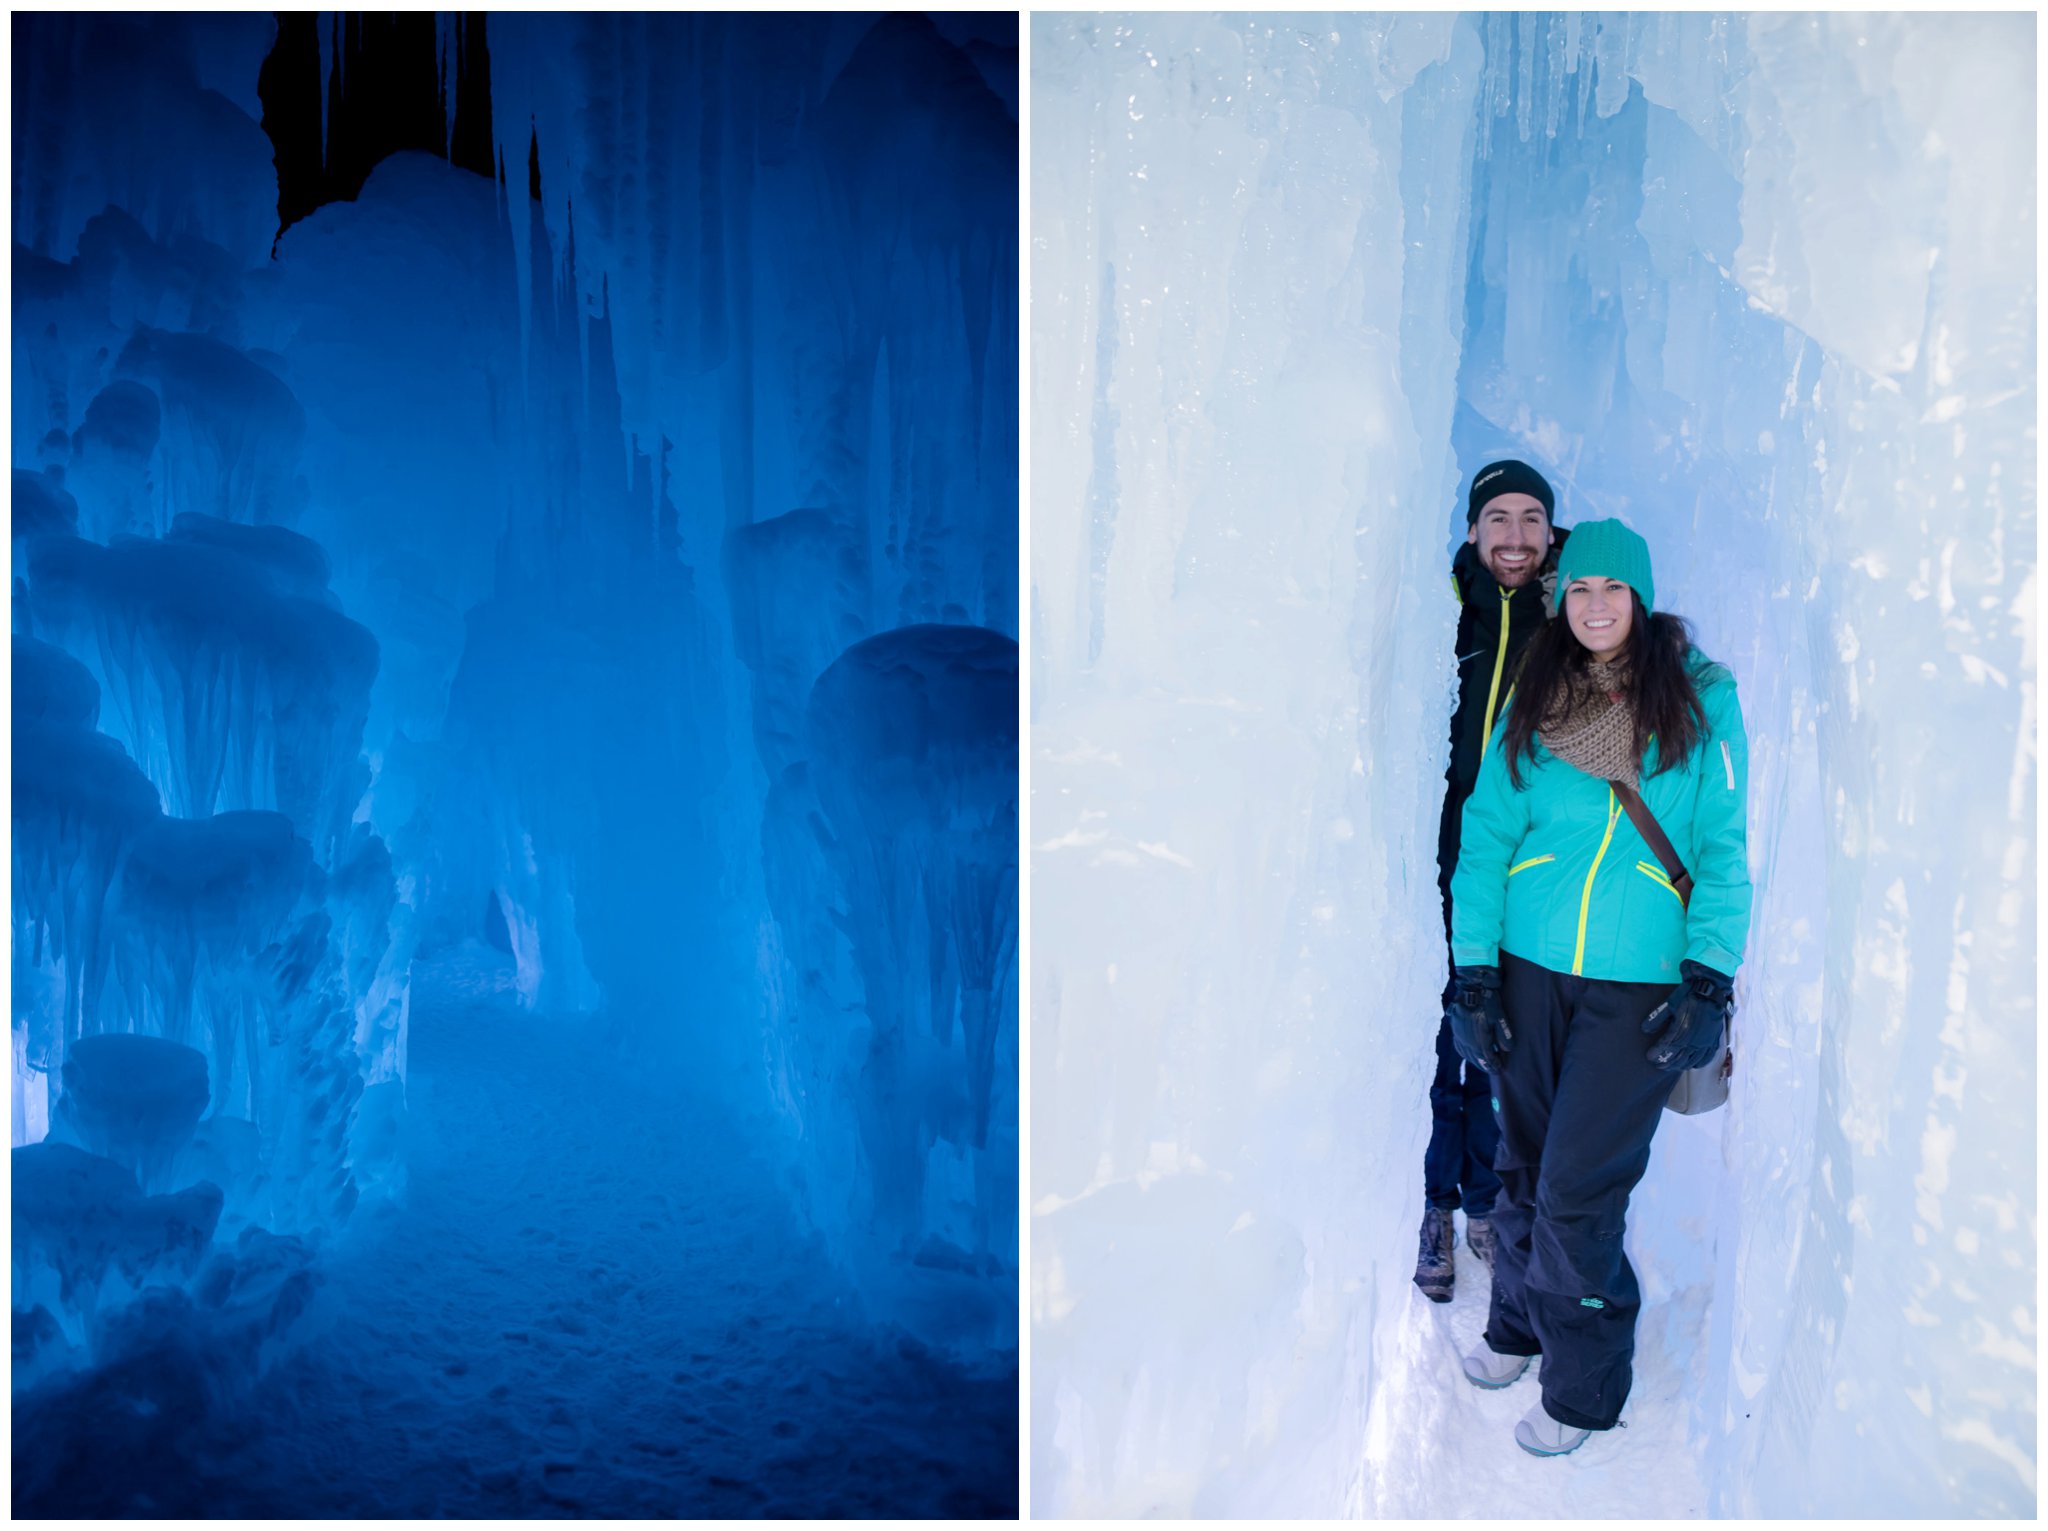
[1480,589,1510,761]
[1509,853,1555,876]
[1573,789,1621,975]
[1636,860,1683,902]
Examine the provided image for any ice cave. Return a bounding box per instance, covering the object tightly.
[12,11,1017,1516]
[1029,11,2033,1518]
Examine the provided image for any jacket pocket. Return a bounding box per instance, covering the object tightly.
[1509,853,1555,876]
[1635,860,1684,903]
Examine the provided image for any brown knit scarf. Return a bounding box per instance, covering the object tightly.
[1538,657,1641,788]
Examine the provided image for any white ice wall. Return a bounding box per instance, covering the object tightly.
[1704,14,2036,1515]
[1031,13,1485,1513]
[1031,11,2034,1517]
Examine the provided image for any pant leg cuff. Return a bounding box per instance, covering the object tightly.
[1539,1394,1612,1432]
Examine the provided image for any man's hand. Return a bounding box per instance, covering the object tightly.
[1446,964,1513,1073]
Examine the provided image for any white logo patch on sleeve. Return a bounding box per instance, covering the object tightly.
[1721,739,1735,790]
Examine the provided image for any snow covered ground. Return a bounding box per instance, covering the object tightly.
[1362,1116,1721,1519]
[13,944,1017,1518]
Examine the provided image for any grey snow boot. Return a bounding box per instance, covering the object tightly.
[1462,1341,1531,1389]
[1465,1214,1498,1268]
[1412,1206,1454,1303]
[1515,1402,1593,1457]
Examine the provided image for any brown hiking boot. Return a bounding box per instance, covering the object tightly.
[1466,1214,1498,1269]
[1413,1206,1454,1302]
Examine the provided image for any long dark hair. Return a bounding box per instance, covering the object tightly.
[1501,594,1708,789]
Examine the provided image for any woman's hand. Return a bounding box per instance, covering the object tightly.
[1642,961,1734,1070]
[1446,965,1513,1073]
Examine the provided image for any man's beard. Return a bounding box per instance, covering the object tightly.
[1485,548,1540,587]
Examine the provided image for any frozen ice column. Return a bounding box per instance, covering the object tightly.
[806,624,1019,1340]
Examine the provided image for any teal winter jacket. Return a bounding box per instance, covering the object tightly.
[1450,652,1751,984]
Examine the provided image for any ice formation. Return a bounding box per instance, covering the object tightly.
[14,11,1016,1515]
[1032,11,2032,1518]
[805,627,1020,1288]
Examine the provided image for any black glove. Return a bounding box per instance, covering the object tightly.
[1446,964,1513,1073]
[1642,960,1734,1071]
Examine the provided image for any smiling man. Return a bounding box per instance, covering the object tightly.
[1414,458,1569,1303]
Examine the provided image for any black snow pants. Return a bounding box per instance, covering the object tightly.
[1483,951,1681,1432]
[1426,799,1501,1217]
[1425,1011,1502,1217]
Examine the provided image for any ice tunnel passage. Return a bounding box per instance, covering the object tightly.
[1030,11,2033,1518]
[12,10,1017,1516]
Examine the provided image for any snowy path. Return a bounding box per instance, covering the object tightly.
[17,946,1015,1518]
[1361,1122,1723,1519]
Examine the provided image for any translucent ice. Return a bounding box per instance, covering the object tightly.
[13,10,1017,1508]
[13,653,164,1061]
[806,625,1019,1281]
[28,526,378,859]
[14,634,100,730]
[12,656,366,1231]
[12,1141,224,1342]
[12,469,78,547]
[51,1033,210,1193]
[11,13,279,269]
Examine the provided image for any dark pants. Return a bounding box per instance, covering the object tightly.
[1428,794,1501,1218]
[1425,1011,1501,1217]
[1483,951,1680,1432]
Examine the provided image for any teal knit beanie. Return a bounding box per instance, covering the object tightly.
[1553,518,1655,613]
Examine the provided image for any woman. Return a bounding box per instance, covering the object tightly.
[1442,518,1751,1458]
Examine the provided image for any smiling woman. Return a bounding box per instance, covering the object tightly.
[1564,577,1634,657]
[1499,519,1707,795]
[1448,518,1747,1453]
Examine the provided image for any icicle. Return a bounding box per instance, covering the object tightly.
[1515,11,1535,141]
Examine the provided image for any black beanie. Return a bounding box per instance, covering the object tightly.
[1466,459,1556,526]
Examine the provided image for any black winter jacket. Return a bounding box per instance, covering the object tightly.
[1436,527,1570,891]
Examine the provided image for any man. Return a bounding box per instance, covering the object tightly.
[1415,458,1568,1302]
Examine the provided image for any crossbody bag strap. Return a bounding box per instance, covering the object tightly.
[1609,780,1694,905]
[1613,783,1728,1092]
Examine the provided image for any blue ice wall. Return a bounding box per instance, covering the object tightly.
[13,10,1016,1512]
[1441,16,2033,1516]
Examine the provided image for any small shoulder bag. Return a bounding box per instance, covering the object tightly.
[1608,781,1731,1116]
